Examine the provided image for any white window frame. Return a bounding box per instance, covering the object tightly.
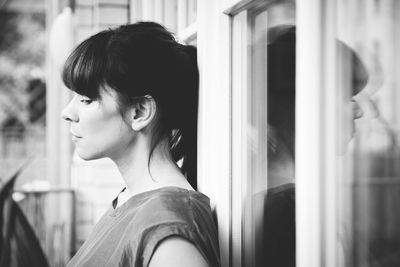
[226,2,287,267]
[198,0,342,266]
[132,0,195,43]
[177,0,197,43]
[230,9,249,267]
[297,1,340,267]
[197,1,232,266]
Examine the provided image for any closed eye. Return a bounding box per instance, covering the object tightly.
[80,99,93,105]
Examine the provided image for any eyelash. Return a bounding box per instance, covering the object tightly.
[80,99,93,105]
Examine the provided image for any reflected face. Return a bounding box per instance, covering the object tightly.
[349,98,364,135]
[61,89,134,160]
[338,94,365,155]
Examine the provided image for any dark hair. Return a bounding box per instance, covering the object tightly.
[267,25,369,160]
[267,26,296,159]
[62,22,199,189]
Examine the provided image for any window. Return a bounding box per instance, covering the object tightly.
[177,0,197,44]
[295,0,400,266]
[230,1,295,266]
[135,0,197,44]
[335,0,400,266]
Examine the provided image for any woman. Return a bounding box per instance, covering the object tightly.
[61,22,220,267]
[256,26,369,267]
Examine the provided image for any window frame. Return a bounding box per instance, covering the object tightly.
[230,9,249,267]
[221,0,341,266]
[297,1,341,266]
[134,0,195,43]
[177,0,197,43]
[226,1,290,266]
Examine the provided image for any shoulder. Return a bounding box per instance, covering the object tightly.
[266,183,295,207]
[137,187,211,224]
[148,236,209,267]
[133,187,220,267]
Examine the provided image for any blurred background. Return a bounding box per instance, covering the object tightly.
[0,0,46,185]
[1,0,400,267]
[0,0,198,266]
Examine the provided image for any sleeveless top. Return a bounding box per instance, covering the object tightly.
[66,186,221,267]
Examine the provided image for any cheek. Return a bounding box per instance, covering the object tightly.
[75,111,132,159]
[97,121,131,148]
[80,106,123,135]
[89,115,131,144]
[75,126,131,160]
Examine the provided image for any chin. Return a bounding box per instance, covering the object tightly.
[76,149,104,161]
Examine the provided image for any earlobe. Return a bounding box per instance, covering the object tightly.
[130,95,156,131]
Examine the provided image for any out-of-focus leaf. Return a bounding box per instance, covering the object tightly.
[0,161,49,267]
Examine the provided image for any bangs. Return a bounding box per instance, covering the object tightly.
[62,30,112,99]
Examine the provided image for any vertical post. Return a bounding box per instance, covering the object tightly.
[177,0,187,33]
[153,0,163,23]
[142,0,154,20]
[198,1,232,266]
[231,10,248,267]
[129,0,142,22]
[321,1,339,266]
[296,0,324,266]
[46,0,74,188]
[46,0,76,264]
[164,0,177,33]
[297,0,338,266]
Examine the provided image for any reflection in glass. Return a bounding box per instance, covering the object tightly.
[252,25,296,267]
[336,0,400,266]
[243,2,296,266]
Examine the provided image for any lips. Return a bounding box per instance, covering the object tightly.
[72,136,81,142]
[70,131,82,139]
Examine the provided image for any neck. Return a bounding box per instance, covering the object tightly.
[267,142,295,188]
[110,136,192,196]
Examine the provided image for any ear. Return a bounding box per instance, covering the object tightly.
[129,95,157,131]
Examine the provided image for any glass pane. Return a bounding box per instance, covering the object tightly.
[187,36,197,46]
[185,0,197,27]
[235,2,296,267]
[336,0,400,266]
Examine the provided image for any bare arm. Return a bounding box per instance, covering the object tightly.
[148,237,209,267]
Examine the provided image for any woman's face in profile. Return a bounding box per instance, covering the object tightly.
[61,88,134,161]
[337,88,365,155]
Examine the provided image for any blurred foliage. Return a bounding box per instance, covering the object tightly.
[0,9,46,128]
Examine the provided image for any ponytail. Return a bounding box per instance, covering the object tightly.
[169,45,199,190]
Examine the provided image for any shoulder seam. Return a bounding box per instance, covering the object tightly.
[187,191,197,232]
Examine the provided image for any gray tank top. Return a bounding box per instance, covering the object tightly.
[66,186,220,267]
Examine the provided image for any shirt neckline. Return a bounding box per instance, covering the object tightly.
[109,186,206,217]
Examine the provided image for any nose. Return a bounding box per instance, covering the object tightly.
[61,100,79,122]
[352,101,364,120]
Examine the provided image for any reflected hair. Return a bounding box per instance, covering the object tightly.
[62,22,199,189]
[267,25,296,160]
[266,25,369,160]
